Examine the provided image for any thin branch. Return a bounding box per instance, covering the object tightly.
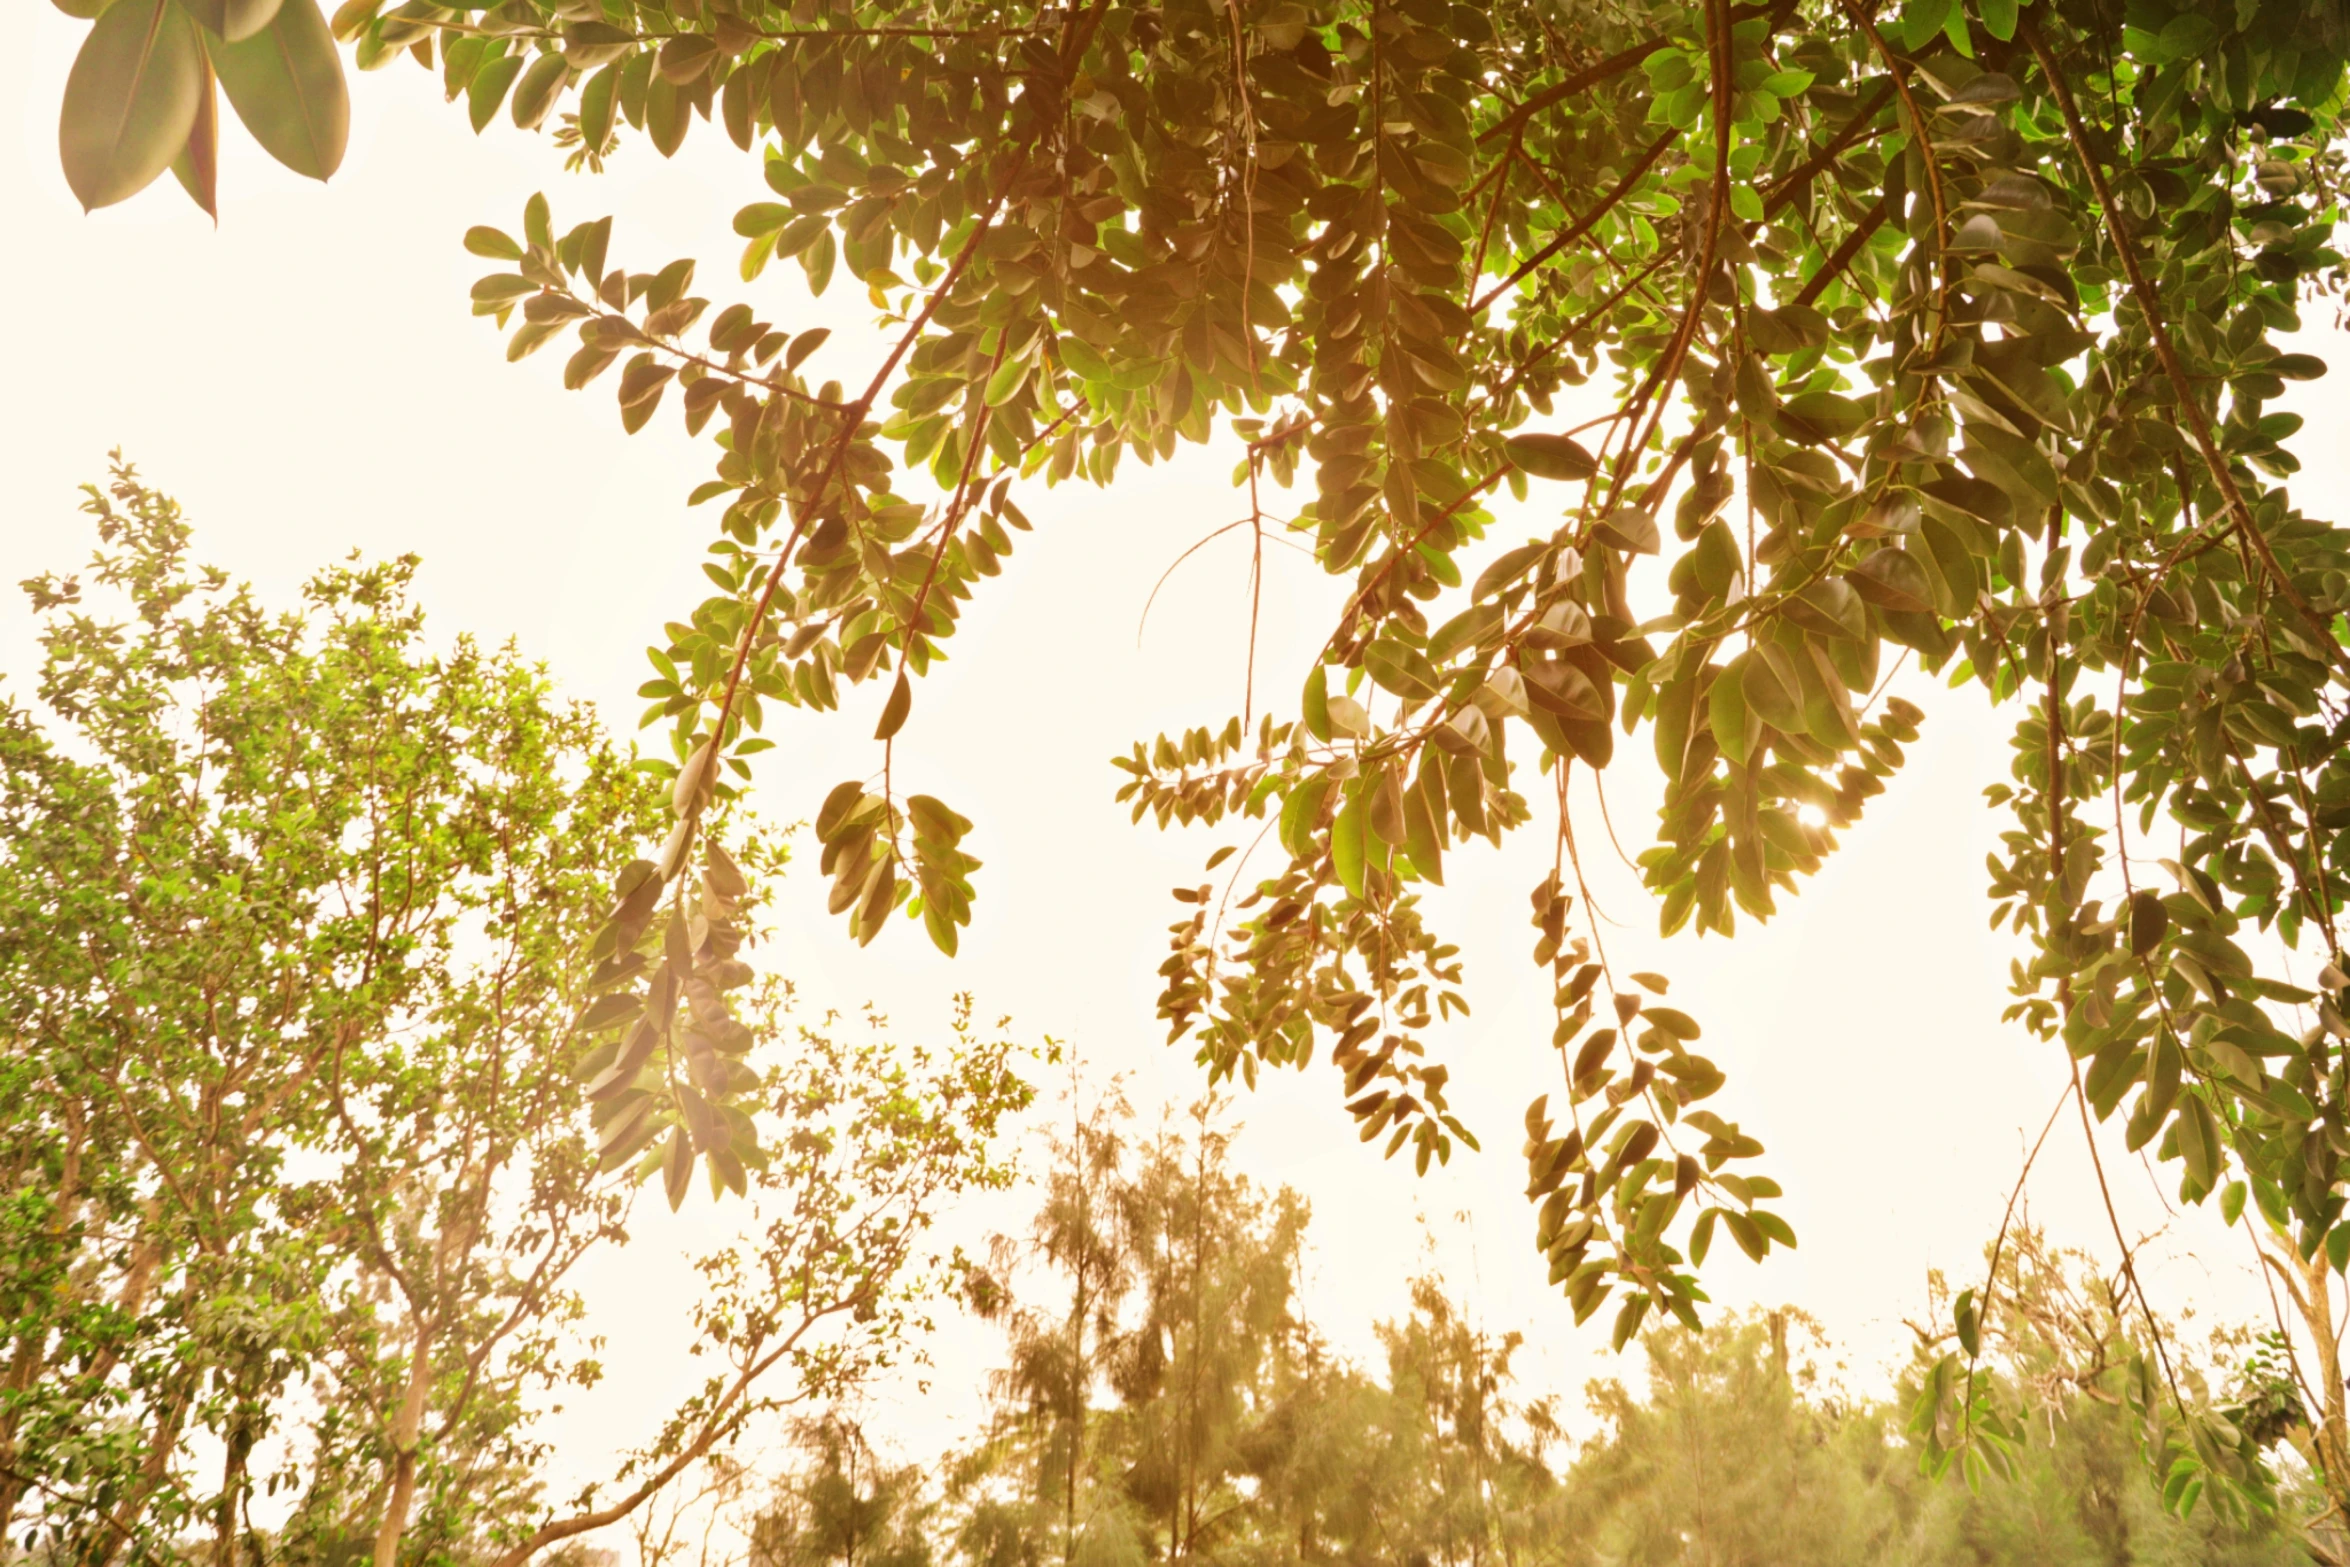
[1790,195,1891,309]
[1471,129,1675,315]
[1960,1080,2076,1444]
[1760,78,1898,221]
[1476,2,1784,147]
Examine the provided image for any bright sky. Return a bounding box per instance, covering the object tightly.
[7,14,2342,1518]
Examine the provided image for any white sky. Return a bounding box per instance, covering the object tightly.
[7,14,2344,1527]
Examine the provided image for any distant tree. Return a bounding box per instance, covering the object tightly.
[1371,1278,1565,1567]
[1559,1310,1904,1566]
[955,1072,1143,1567]
[932,1095,2320,1567]
[748,1415,936,1567]
[1108,1100,1311,1563]
[953,1097,1552,1567]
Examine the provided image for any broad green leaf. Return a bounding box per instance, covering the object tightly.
[167,45,217,217]
[1505,431,1597,481]
[1847,549,1935,616]
[181,0,281,39]
[58,0,205,210]
[1708,661,1753,768]
[467,51,522,132]
[509,50,570,132]
[209,0,347,179]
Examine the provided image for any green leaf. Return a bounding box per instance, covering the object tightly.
[1897,0,1953,48]
[577,58,619,151]
[1505,432,1597,481]
[467,51,522,132]
[1778,391,1868,444]
[1331,790,1367,898]
[1597,507,1660,555]
[1279,774,1331,859]
[661,1125,692,1209]
[1847,549,1935,616]
[2130,888,2168,955]
[509,49,570,131]
[1363,639,1441,704]
[1610,1293,1650,1351]
[802,226,838,296]
[464,225,523,261]
[874,670,911,740]
[58,0,206,210]
[984,355,1031,407]
[1708,661,1754,768]
[181,0,280,39]
[209,0,347,179]
[1962,423,2059,511]
[734,201,791,237]
[167,47,217,216]
[1302,664,1332,743]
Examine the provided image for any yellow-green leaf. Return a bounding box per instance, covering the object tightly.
[59,0,206,210]
[209,0,347,179]
[181,0,281,40]
[167,44,218,217]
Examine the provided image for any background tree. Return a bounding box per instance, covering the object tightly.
[1109,1100,1310,1564]
[747,1415,937,1567]
[921,1093,2327,1566]
[41,0,2350,1518]
[958,1073,1142,1567]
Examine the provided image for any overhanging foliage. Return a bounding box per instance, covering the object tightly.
[43,0,2350,1516]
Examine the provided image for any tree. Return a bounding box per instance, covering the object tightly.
[748,1415,937,1567]
[0,460,665,1563]
[42,0,2350,1513]
[1892,1228,2317,1567]
[1559,1294,2307,1567]
[956,1072,1143,1567]
[0,462,1034,1565]
[1111,1100,1310,1564]
[854,1092,2322,1565]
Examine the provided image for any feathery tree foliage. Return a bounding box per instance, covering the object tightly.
[778,1100,2321,1567]
[41,0,2350,1516]
[0,467,1032,1565]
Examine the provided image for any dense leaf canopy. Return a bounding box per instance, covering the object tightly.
[43,0,2350,1511]
[0,473,1031,1561]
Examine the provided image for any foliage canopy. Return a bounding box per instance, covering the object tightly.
[758,1095,2323,1567]
[0,469,1031,1564]
[42,0,2350,1516]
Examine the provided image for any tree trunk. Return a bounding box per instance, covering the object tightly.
[1,1119,93,1543]
[213,1408,256,1567]
[2301,1250,2350,1564]
[87,1376,193,1567]
[373,1310,438,1567]
[0,1323,50,1542]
